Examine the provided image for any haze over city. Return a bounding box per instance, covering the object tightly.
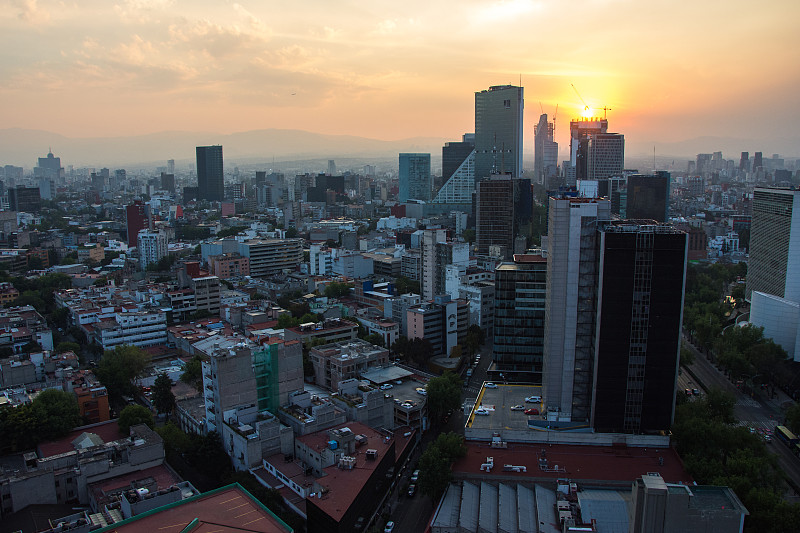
[2,0,799,166]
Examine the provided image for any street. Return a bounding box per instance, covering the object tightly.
[682,333,800,500]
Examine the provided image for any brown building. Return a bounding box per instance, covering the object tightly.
[209,252,251,279]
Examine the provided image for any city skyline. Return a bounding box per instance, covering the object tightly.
[2,0,798,160]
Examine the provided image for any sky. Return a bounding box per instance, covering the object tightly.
[3,0,800,157]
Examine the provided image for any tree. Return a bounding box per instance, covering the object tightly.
[118,404,154,435]
[417,432,466,501]
[31,389,81,441]
[426,372,462,422]
[788,404,800,435]
[56,341,81,354]
[156,421,191,455]
[417,447,452,501]
[27,255,43,270]
[324,282,353,299]
[190,309,213,320]
[461,228,476,244]
[365,333,385,347]
[96,345,151,406]
[181,355,204,390]
[152,373,176,415]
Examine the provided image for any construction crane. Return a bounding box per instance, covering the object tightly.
[571,83,611,119]
[571,83,589,112]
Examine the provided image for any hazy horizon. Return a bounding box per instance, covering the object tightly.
[2,0,798,169]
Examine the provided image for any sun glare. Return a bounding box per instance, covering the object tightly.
[581,106,594,119]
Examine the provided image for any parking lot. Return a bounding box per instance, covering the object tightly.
[467,383,544,430]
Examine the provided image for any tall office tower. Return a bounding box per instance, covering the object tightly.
[543,196,611,422]
[739,152,749,172]
[197,145,224,202]
[474,85,524,181]
[420,229,469,301]
[327,160,336,175]
[35,150,63,183]
[113,169,126,191]
[582,133,624,181]
[493,253,547,381]
[475,176,532,259]
[8,186,41,213]
[569,118,607,166]
[625,172,671,222]
[434,137,475,204]
[746,188,800,301]
[160,172,175,194]
[167,159,175,174]
[398,153,431,202]
[592,222,687,434]
[753,152,763,171]
[126,200,149,246]
[442,136,475,180]
[534,114,559,187]
[137,229,168,270]
[748,188,800,360]
[695,153,712,174]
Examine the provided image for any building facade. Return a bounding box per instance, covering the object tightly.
[196,145,224,202]
[474,85,524,181]
[398,153,432,202]
[137,230,168,270]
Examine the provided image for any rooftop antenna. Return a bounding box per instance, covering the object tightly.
[653,146,656,172]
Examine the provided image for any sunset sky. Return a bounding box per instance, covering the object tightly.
[3,0,799,157]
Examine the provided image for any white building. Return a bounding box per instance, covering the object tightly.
[91,310,168,349]
[309,244,333,276]
[137,230,168,270]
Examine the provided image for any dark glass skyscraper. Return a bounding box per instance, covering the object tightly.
[474,85,523,182]
[592,222,687,434]
[197,145,224,202]
[398,153,431,202]
[625,172,671,222]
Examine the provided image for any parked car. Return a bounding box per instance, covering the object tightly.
[416,387,427,396]
[692,388,701,396]
[524,408,539,415]
[525,396,541,403]
[384,521,395,533]
[485,382,498,389]
[685,388,693,396]
[510,405,525,411]
[380,384,393,390]
[408,484,416,497]
[475,408,490,416]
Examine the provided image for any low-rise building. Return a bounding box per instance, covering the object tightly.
[309,339,390,391]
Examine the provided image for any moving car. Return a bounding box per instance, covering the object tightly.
[408,484,416,497]
[384,521,395,533]
[525,396,541,403]
[524,408,539,415]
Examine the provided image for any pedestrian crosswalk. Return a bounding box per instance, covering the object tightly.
[737,397,761,408]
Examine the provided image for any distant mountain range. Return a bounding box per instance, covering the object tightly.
[1,128,796,172]
[0,128,450,170]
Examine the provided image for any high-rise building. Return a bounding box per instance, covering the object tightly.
[196,145,224,202]
[534,113,559,187]
[137,230,168,270]
[753,151,763,171]
[398,153,431,202]
[160,172,175,194]
[475,176,532,259]
[569,118,607,166]
[442,137,475,181]
[167,159,175,174]
[739,152,750,172]
[420,229,469,301]
[474,85,524,181]
[34,150,62,182]
[543,196,610,422]
[7,186,41,213]
[237,238,303,278]
[126,200,149,246]
[591,222,687,434]
[746,188,800,301]
[493,253,547,381]
[583,133,625,181]
[625,172,671,222]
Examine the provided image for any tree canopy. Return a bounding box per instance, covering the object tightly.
[418,432,466,501]
[0,389,82,452]
[96,345,151,406]
[152,373,176,415]
[425,372,462,423]
[118,404,154,435]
